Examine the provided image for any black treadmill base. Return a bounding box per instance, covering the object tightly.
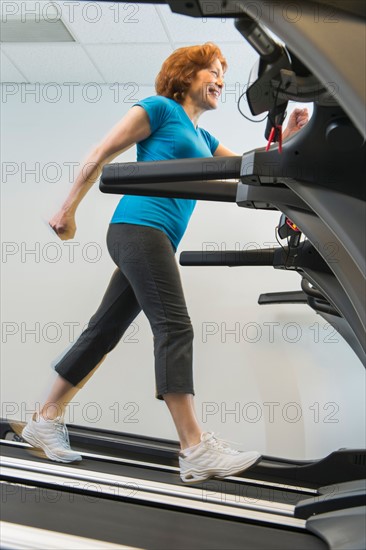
[0,483,327,550]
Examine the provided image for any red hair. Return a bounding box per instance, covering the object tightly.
[155,43,227,103]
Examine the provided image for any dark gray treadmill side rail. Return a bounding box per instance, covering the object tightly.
[306,506,366,550]
[99,179,238,202]
[101,156,241,184]
[99,157,241,201]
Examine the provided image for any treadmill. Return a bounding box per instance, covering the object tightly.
[1,1,365,548]
[1,428,365,549]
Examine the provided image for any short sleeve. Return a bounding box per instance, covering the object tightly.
[133,96,171,134]
[200,128,220,155]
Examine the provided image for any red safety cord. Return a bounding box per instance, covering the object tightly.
[266,125,283,153]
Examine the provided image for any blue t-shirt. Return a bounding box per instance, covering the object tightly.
[110,96,219,250]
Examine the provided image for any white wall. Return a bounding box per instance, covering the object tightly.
[1,83,365,459]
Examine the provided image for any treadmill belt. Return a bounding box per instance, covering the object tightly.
[1,444,313,506]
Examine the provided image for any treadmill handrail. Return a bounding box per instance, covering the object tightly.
[101,156,242,185]
[99,178,239,202]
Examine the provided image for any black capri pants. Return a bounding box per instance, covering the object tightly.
[54,223,194,400]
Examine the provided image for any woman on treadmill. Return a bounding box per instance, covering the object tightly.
[22,43,308,483]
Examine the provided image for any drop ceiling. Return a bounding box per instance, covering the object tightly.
[0,1,259,85]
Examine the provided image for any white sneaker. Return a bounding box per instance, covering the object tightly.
[22,414,82,463]
[179,432,260,483]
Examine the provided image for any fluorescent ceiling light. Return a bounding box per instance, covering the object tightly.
[0,2,75,42]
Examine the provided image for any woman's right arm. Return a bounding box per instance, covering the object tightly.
[49,106,151,240]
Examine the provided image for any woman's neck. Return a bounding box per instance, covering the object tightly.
[180,98,205,129]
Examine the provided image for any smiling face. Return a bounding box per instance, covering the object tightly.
[185,58,225,111]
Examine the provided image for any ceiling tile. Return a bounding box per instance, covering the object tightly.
[84,43,173,85]
[1,43,105,83]
[0,50,27,82]
[51,2,170,44]
[157,4,245,43]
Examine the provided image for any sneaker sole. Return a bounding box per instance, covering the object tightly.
[180,453,261,484]
[22,426,82,464]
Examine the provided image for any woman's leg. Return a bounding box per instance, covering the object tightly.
[107,224,260,483]
[37,263,141,419]
[163,394,201,449]
[22,261,142,461]
[40,375,77,420]
[53,267,141,387]
[107,224,202,449]
[39,357,106,421]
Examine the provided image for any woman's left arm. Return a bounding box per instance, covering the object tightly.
[213,107,310,156]
[213,143,240,156]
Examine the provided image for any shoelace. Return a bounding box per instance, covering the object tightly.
[54,419,71,449]
[203,432,240,455]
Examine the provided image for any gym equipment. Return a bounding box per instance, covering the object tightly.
[3,1,365,548]
[99,1,366,546]
[1,420,365,549]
